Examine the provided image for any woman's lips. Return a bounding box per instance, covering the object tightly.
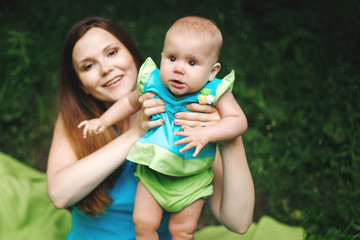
[104,76,122,87]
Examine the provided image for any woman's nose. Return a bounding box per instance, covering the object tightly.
[100,59,114,75]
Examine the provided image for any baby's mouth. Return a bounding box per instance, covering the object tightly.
[170,80,185,88]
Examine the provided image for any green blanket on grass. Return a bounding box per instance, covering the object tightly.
[195,216,306,240]
[0,151,306,240]
[0,152,71,239]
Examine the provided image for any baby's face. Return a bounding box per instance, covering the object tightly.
[159,32,219,97]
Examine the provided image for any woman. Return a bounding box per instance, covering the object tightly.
[47,17,254,239]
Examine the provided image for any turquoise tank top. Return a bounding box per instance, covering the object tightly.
[65,161,171,240]
[127,57,235,177]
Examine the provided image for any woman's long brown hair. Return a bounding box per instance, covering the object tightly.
[57,17,144,217]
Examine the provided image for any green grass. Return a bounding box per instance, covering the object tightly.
[1,0,359,239]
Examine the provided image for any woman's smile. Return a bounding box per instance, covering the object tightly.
[103,75,123,88]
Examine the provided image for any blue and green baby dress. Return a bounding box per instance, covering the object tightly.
[127,57,234,212]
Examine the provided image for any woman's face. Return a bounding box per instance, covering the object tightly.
[72,27,138,104]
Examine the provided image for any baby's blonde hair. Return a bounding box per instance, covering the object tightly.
[166,16,223,61]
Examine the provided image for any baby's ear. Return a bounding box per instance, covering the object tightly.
[209,63,221,81]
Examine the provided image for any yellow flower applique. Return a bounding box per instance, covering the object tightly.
[198,88,214,105]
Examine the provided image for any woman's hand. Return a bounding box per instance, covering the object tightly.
[137,92,165,134]
[174,103,220,130]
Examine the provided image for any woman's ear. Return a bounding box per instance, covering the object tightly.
[209,63,221,81]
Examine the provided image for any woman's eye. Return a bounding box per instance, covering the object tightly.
[189,60,196,66]
[109,50,117,56]
[170,56,176,62]
[84,64,93,71]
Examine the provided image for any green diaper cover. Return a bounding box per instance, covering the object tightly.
[136,164,214,212]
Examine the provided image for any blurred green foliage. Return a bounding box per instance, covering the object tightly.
[0,0,359,239]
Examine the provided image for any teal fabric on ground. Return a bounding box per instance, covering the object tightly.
[0,152,71,240]
[195,215,306,240]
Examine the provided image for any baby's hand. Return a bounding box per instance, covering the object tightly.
[174,128,211,157]
[78,118,106,138]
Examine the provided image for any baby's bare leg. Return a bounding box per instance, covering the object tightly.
[133,181,163,240]
[169,198,205,240]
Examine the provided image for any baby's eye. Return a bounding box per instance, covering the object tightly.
[170,56,176,62]
[189,60,196,66]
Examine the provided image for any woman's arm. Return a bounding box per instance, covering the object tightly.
[209,136,254,234]
[47,92,161,209]
[47,114,142,209]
